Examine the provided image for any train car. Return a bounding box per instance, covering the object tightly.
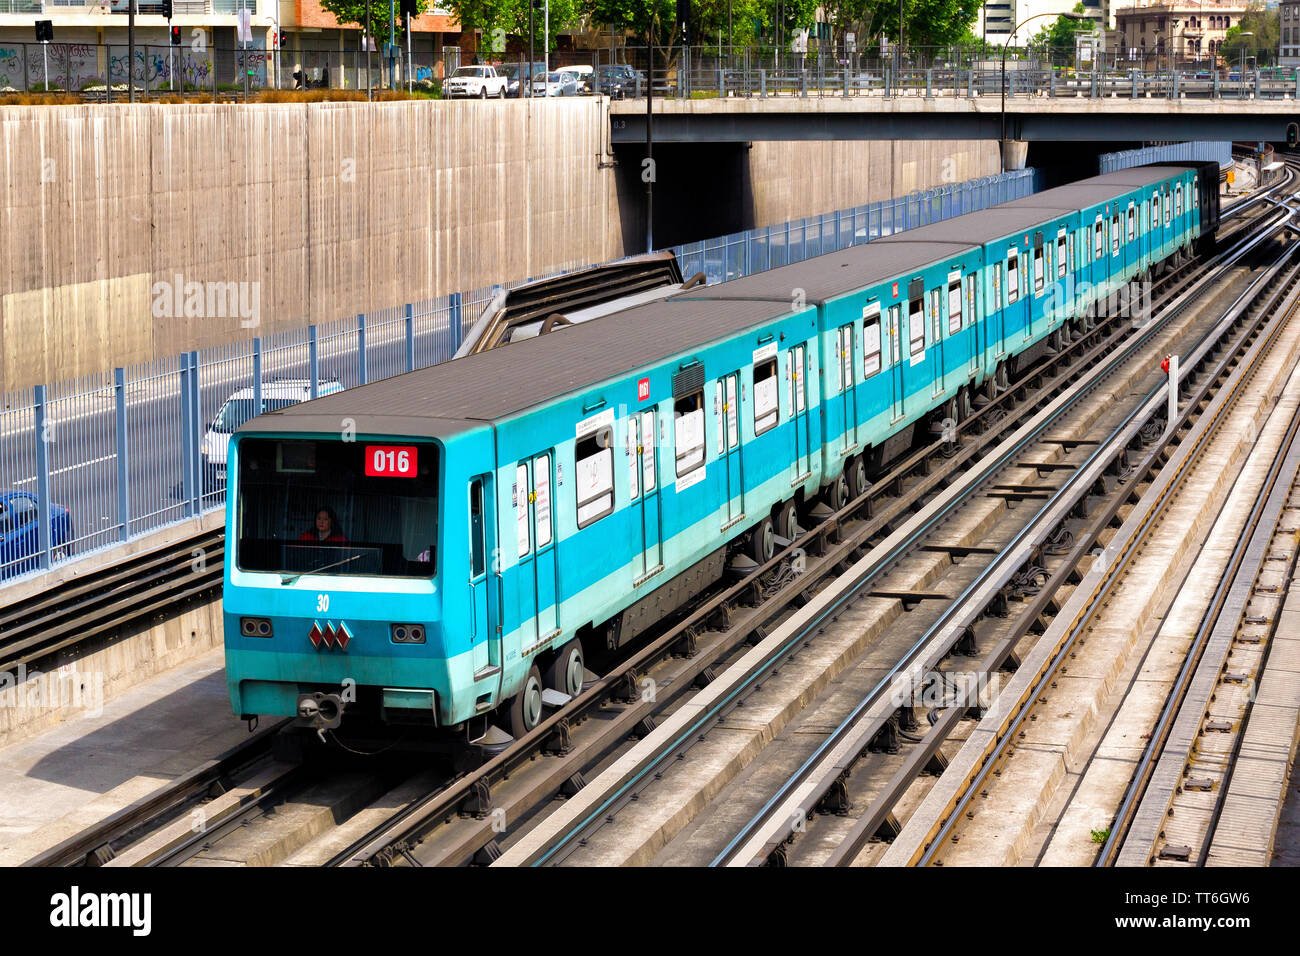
[223,165,1213,744]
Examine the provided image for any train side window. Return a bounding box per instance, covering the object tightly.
[1164,191,1172,226]
[1032,245,1044,294]
[714,381,725,454]
[534,454,552,549]
[929,289,942,344]
[674,390,706,479]
[862,308,882,378]
[754,358,779,434]
[1175,184,1184,217]
[515,463,531,556]
[575,431,614,528]
[1127,206,1135,242]
[1094,219,1103,260]
[1006,251,1019,304]
[627,414,640,501]
[469,478,486,578]
[1056,234,1067,278]
[640,411,656,492]
[947,275,962,334]
[908,296,926,363]
[1193,177,1199,207]
[1111,215,1120,255]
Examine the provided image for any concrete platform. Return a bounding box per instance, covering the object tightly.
[0,646,251,866]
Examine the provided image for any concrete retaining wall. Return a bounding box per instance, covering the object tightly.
[0,98,997,391]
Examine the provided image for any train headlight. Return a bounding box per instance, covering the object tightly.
[240,617,273,638]
[391,623,426,644]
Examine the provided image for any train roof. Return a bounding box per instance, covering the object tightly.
[675,239,976,305]
[240,296,794,440]
[242,164,1198,443]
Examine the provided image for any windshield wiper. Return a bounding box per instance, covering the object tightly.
[280,552,364,585]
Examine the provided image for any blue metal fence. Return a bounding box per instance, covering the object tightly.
[0,161,1087,586]
[1099,141,1233,175]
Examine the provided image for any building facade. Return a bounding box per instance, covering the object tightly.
[1281,0,1300,65]
[976,0,1106,47]
[1112,0,1246,65]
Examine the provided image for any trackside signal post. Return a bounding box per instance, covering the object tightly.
[1162,354,1179,434]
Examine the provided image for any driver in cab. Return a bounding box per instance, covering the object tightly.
[300,507,348,544]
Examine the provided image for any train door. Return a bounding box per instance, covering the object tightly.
[715,373,744,528]
[468,474,501,678]
[836,323,857,453]
[990,255,1006,360]
[786,344,813,481]
[514,452,560,648]
[627,409,662,581]
[964,271,979,377]
[1005,247,1022,342]
[887,303,905,421]
[1030,233,1045,339]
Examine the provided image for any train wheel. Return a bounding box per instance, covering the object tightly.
[775,499,800,542]
[544,639,585,699]
[507,666,545,738]
[826,469,851,512]
[847,455,870,501]
[749,515,775,564]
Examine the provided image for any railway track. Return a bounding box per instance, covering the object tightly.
[0,159,1286,687]
[23,169,1293,871]
[1102,369,1300,867]
[306,185,1296,869]
[488,225,1298,868]
[878,241,1300,868]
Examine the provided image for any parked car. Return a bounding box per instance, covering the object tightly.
[499,61,546,97]
[202,379,343,485]
[0,490,73,578]
[556,64,594,93]
[531,71,580,96]
[443,65,509,98]
[595,64,644,98]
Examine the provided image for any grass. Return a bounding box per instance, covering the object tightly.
[1090,828,1110,844]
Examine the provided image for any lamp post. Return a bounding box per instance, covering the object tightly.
[1001,11,1089,172]
[1238,30,1254,95]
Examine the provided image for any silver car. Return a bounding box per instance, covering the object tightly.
[531,71,579,96]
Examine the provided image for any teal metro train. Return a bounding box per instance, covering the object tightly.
[223,163,1218,739]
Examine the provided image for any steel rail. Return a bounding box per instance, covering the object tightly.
[911,248,1300,867]
[1100,378,1300,866]
[716,242,1300,867]
[503,221,1292,867]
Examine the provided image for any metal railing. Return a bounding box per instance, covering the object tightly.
[0,42,459,95]
[3,152,1219,585]
[3,40,1297,99]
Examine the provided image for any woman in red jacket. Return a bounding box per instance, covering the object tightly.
[299,506,348,543]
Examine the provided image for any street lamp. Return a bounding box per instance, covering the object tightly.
[1001,11,1089,172]
[1237,30,1254,95]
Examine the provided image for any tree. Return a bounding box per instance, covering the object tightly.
[1028,2,1091,61]
[320,0,430,49]
[1219,3,1279,67]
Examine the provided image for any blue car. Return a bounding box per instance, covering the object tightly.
[0,490,73,579]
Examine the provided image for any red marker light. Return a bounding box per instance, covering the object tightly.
[1161,356,1170,375]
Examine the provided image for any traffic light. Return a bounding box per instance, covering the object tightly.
[1288,123,1299,149]
[161,0,172,18]
[170,25,181,45]
[676,0,691,44]
[34,19,53,42]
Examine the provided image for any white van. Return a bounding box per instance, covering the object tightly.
[555,64,593,93]
[202,379,343,483]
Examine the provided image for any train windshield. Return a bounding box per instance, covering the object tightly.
[236,438,438,579]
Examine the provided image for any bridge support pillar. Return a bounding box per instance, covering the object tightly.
[1000,139,1028,172]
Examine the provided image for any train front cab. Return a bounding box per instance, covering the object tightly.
[224,427,474,731]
